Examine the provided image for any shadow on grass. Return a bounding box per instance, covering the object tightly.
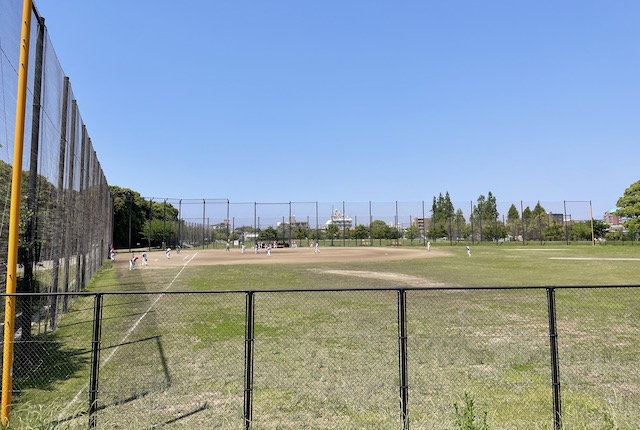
[50,390,153,428]
[153,403,210,428]
[54,400,210,428]
[13,333,89,391]
[57,308,158,331]
[97,335,172,410]
[68,298,150,313]
[100,335,172,388]
[35,335,174,427]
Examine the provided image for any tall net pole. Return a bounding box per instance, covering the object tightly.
[2,0,33,424]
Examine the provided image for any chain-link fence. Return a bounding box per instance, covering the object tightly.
[0,1,113,333]
[112,198,617,254]
[2,286,638,429]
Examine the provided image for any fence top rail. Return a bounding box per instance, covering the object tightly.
[2,284,639,298]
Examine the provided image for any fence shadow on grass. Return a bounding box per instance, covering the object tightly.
[153,403,210,428]
[100,335,172,390]
[13,334,89,391]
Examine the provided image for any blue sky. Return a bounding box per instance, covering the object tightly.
[34,1,640,219]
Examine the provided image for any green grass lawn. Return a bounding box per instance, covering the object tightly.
[6,243,640,429]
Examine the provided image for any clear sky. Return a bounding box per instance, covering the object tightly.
[34,0,640,219]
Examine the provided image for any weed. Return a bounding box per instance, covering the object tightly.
[452,392,489,430]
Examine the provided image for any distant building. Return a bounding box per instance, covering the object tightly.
[211,221,229,232]
[413,217,431,232]
[603,209,621,226]
[603,209,624,232]
[325,209,352,229]
[548,213,564,224]
[277,216,310,230]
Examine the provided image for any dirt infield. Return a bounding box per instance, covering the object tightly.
[116,246,447,269]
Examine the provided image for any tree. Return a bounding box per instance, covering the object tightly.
[352,224,369,242]
[259,226,278,242]
[592,220,609,239]
[525,202,547,242]
[571,221,592,241]
[431,197,438,221]
[370,220,390,244]
[431,192,455,239]
[460,222,473,240]
[473,192,499,241]
[616,180,640,237]
[428,224,448,240]
[605,227,624,243]
[507,204,520,240]
[543,222,564,241]
[532,202,547,218]
[482,192,499,221]
[141,219,176,247]
[111,186,148,248]
[453,209,466,240]
[389,226,402,241]
[404,225,420,243]
[308,228,323,241]
[293,226,310,241]
[111,187,180,249]
[325,224,340,245]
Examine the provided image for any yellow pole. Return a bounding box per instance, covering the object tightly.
[2,0,33,425]
[590,200,595,246]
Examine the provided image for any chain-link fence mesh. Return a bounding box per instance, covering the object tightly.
[114,198,615,256]
[555,287,640,427]
[5,293,95,428]
[93,291,247,429]
[250,290,400,429]
[407,288,552,428]
[2,286,638,429]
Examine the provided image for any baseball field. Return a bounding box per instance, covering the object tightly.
[9,243,640,429]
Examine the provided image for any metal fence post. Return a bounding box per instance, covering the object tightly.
[546,288,562,429]
[397,289,409,429]
[244,291,255,429]
[89,293,104,428]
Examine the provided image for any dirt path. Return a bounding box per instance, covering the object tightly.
[116,246,449,269]
[307,268,445,287]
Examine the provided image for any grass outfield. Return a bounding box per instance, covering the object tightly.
[8,243,640,429]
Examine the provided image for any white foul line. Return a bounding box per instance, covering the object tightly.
[549,257,640,261]
[61,252,198,417]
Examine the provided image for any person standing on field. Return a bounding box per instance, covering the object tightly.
[315,242,320,253]
[166,247,171,259]
[427,241,431,252]
[466,245,471,257]
[129,253,138,270]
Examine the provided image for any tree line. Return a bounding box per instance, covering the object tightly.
[111,186,178,249]
[111,181,640,249]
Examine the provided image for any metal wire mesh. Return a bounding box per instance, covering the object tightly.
[1,286,638,429]
[555,287,640,427]
[407,288,552,428]
[116,198,605,256]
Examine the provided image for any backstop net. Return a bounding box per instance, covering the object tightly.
[0,2,113,336]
